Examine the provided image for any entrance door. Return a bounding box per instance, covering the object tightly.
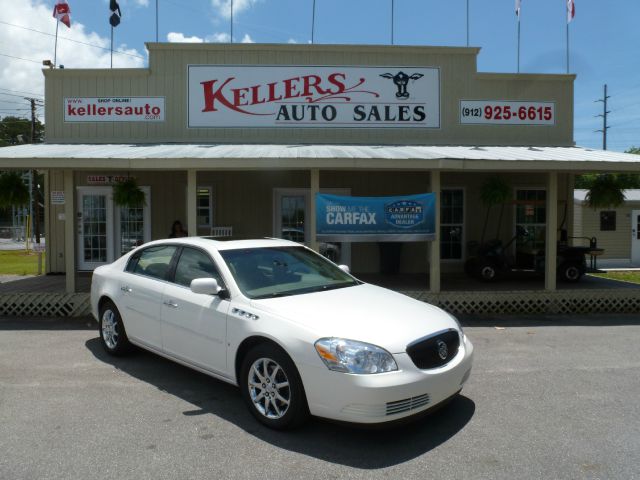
[632,210,640,264]
[115,187,151,257]
[274,188,351,265]
[77,187,114,271]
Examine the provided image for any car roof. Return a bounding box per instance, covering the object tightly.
[142,237,301,251]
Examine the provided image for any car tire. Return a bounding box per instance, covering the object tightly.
[476,261,498,282]
[98,300,132,356]
[559,262,583,283]
[239,343,309,430]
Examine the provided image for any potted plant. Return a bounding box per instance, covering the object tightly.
[113,177,146,208]
[479,176,511,243]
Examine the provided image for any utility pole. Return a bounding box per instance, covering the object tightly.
[26,97,43,244]
[595,84,611,150]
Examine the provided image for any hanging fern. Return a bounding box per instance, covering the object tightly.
[113,177,146,208]
[585,174,626,209]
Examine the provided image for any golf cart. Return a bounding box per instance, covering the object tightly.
[464,226,592,283]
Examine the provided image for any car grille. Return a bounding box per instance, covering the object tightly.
[406,329,460,369]
[386,393,430,416]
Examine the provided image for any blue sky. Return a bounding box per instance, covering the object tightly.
[1,0,639,152]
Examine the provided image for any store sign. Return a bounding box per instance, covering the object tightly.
[188,66,440,128]
[87,175,129,184]
[64,97,165,122]
[316,193,435,242]
[460,100,555,125]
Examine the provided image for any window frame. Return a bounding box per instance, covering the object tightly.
[513,186,547,254]
[599,210,616,232]
[440,187,465,262]
[196,186,214,229]
[170,245,227,291]
[125,244,180,282]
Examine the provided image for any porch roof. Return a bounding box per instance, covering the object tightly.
[0,143,638,171]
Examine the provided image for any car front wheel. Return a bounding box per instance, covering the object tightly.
[239,343,309,429]
[99,300,132,356]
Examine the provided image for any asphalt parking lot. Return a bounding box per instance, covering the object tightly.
[1,315,639,480]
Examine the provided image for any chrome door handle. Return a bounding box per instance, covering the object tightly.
[120,286,132,293]
[163,300,178,309]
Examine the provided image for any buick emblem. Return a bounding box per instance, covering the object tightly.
[436,339,448,360]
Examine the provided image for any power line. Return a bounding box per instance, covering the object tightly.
[0,97,31,104]
[0,53,41,64]
[0,20,146,60]
[0,87,44,98]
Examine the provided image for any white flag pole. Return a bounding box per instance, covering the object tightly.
[517,15,521,73]
[566,20,569,73]
[155,0,158,43]
[311,0,316,44]
[391,0,395,45]
[466,0,469,46]
[230,0,233,43]
[54,19,59,67]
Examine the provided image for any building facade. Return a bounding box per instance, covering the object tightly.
[1,43,639,297]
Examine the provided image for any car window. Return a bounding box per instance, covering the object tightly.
[220,246,358,299]
[174,247,223,288]
[131,245,177,281]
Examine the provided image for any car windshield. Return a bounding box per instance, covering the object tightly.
[219,246,359,299]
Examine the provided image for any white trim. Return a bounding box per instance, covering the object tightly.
[76,186,115,271]
[440,186,466,263]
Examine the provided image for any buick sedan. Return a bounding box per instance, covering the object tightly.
[91,238,473,429]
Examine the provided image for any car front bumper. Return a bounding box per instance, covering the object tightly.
[299,334,474,424]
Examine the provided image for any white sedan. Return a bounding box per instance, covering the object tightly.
[91,238,473,429]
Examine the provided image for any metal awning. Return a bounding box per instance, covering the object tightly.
[0,143,638,171]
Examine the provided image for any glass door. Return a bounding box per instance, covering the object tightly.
[632,210,640,264]
[116,187,151,257]
[77,187,114,271]
[274,188,351,265]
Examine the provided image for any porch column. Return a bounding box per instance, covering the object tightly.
[545,171,558,291]
[430,171,441,293]
[63,169,75,293]
[309,168,320,252]
[186,169,197,236]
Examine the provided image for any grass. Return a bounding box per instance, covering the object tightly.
[590,271,640,285]
[0,250,45,276]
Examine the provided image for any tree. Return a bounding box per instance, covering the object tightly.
[0,171,30,208]
[0,116,44,146]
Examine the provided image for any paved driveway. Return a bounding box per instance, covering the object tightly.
[0,315,638,480]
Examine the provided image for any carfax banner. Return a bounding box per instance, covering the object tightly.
[316,193,435,242]
[188,65,440,128]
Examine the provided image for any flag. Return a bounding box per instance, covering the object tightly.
[567,0,575,23]
[515,0,521,18]
[109,0,122,27]
[53,0,71,28]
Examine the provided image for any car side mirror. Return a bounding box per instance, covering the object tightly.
[338,264,350,274]
[190,277,223,295]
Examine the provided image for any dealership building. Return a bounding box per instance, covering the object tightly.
[1,43,639,315]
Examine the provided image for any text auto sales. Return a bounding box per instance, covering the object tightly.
[199,73,427,124]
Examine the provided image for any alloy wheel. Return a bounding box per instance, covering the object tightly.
[101,309,119,349]
[248,357,291,420]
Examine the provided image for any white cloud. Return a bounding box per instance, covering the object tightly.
[287,38,298,44]
[211,0,261,19]
[241,34,254,43]
[134,0,150,6]
[0,0,145,121]
[206,32,231,43]
[167,32,204,43]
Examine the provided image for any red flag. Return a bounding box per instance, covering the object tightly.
[53,0,71,28]
[567,0,575,23]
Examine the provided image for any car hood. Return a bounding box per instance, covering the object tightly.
[250,283,458,353]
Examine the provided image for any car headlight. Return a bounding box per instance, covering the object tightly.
[314,338,398,374]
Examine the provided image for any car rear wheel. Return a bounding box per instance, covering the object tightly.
[99,300,132,356]
[239,343,309,430]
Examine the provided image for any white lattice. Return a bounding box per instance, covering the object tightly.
[0,293,92,317]
[403,289,640,315]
